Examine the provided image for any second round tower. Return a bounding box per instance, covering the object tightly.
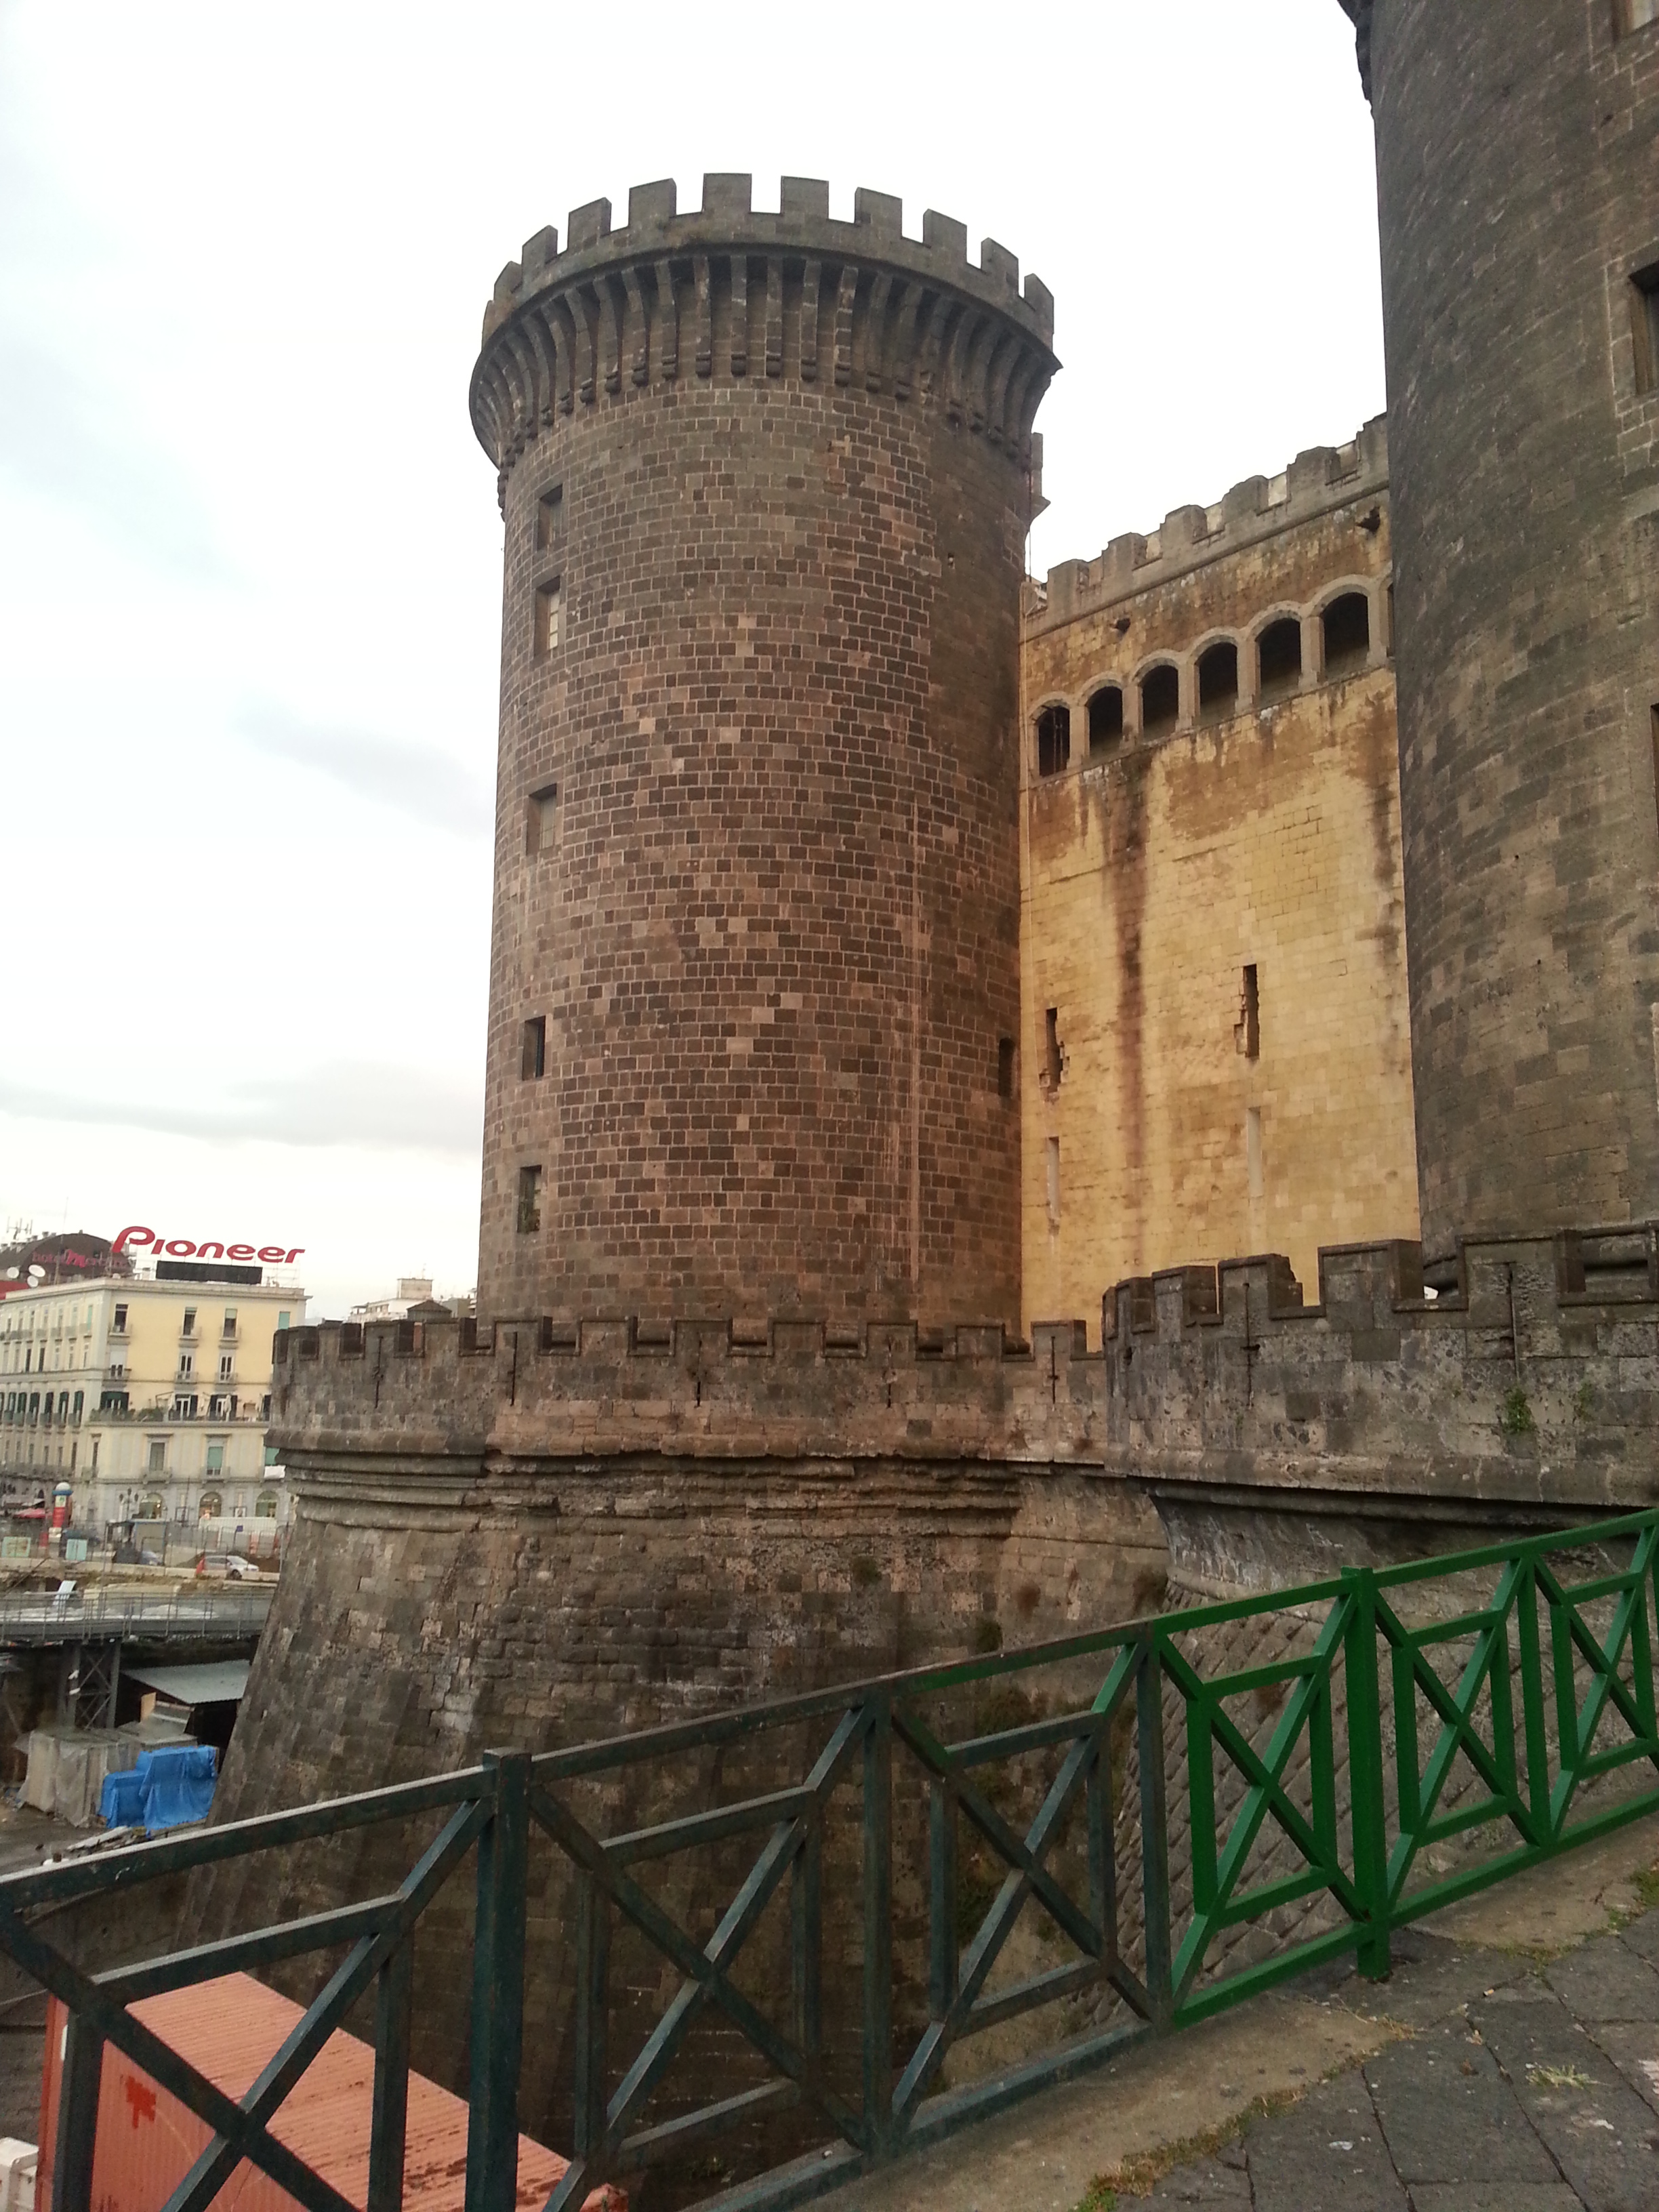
[470,176,1056,1326]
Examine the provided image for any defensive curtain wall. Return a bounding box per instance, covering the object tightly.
[1020,417,1416,1317]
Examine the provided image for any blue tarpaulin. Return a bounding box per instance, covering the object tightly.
[98,1744,216,1831]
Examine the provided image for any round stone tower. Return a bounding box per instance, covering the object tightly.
[1339,0,1659,1263]
[469,176,1056,1326]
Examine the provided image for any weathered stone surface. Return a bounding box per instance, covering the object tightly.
[1020,421,1413,1311]
[472,178,1056,1329]
[1363,1,1659,1258]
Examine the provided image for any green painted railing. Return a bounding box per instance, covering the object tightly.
[17,1509,1659,2212]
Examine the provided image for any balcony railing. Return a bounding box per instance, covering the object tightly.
[0,1584,273,1643]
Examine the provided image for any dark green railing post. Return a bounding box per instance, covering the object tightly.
[863,1694,894,2158]
[928,1776,958,2024]
[52,2013,102,2212]
[367,1936,413,2212]
[466,1752,530,2212]
[792,1800,823,2085]
[1136,1635,1174,2030]
[1343,1569,1391,1980]
[572,1867,609,2160]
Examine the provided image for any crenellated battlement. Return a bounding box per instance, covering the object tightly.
[271,1226,1659,1517]
[1027,415,1387,634]
[470,174,1059,487]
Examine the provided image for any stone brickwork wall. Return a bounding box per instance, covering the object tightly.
[470,177,1056,1328]
[269,1218,1659,1562]
[1019,420,1414,1319]
[1360,0,1659,1259]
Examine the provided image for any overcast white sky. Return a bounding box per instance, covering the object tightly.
[0,1,1381,1319]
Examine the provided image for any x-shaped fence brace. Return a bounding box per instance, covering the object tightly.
[20,1513,1659,2212]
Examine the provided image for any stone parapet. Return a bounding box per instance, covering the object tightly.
[471,173,1058,496]
[272,1226,1659,1521]
[1026,417,1387,634]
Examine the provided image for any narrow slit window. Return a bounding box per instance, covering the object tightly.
[1088,685,1124,753]
[1651,706,1659,839]
[535,484,565,551]
[1321,592,1372,678]
[521,1016,547,1080]
[526,781,559,856]
[1036,704,1071,777]
[534,578,562,658]
[516,1165,543,1235]
[1631,264,1659,395]
[1246,1107,1264,1200]
[998,1036,1016,1101]
[1140,663,1180,737]
[1044,1007,1064,1089]
[1045,1136,1061,1227]
[1197,641,1239,722]
[1236,964,1260,1060]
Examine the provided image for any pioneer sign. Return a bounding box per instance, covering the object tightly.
[114,1227,304,1265]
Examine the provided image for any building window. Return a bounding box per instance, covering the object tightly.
[1046,1136,1061,1228]
[1237,964,1261,1060]
[218,1352,234,1382]
[1257,617,1303,702]
[521,1017,547,1080]
[199,1492,222,1521]
[172,1393,198,1420]
[1141,664,1180,737]
[178,1351,194,1380]
[1197,641,1240,723]
[206,1438,226,1474]
[147,1437,167,1475]
[1088,685,1124,753]
[111,1304,127,1334]
[1322,592,1372,678]
[99,1390,127,1414]
[255,1492,279,1518]
[516,1165,543,1234]
[1044,1008,1065,1090]
[1631,264,1659,394]
[182,1308,197,1338]
[70,1391,82,1427]
[1036,704,1071,777]
[140,1493,163,1519]
[534,578,562,657]
[526,781,559,857]
[998,1036,1016,1102]
[535,484,565,550]
[222,1309,237,1339]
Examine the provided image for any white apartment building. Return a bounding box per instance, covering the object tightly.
[0,1267,306,1537]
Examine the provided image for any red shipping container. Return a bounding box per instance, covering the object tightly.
[38,1973,623,2212]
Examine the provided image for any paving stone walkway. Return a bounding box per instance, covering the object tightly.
[1144,1917,1659,2209]
[816,1816,1659,2212]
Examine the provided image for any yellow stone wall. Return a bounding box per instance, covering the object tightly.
[1019,429,1418,1334]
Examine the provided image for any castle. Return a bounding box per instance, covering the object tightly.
[214,0,1659,2140]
